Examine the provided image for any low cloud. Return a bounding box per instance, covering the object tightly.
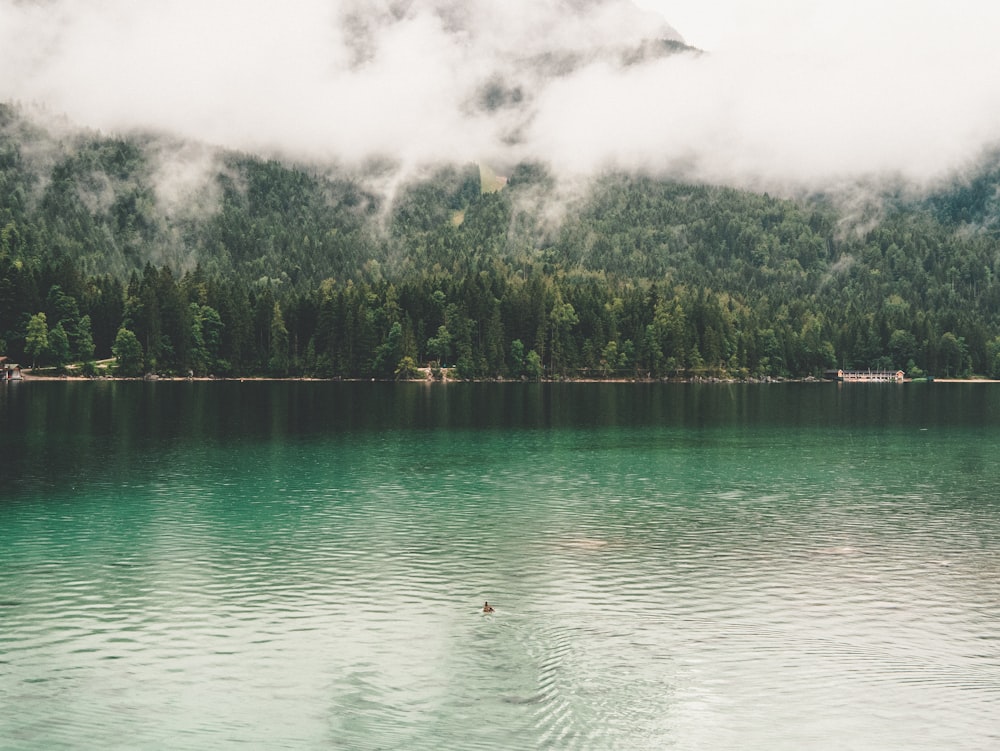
[2,0,1000,194]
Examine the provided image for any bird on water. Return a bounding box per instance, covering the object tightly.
[482,601,495,613]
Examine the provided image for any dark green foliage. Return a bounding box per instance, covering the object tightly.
[47,322,70,369]
[2,101,1000,378]
[925,152,1000,229]
[24,312,48,368]
[394,355,422,381]
[199,155,379,286]
[112,327,143,376]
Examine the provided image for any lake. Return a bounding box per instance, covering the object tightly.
[1,381,999,750]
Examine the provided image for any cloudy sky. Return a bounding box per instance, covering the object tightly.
[2,0,999,191]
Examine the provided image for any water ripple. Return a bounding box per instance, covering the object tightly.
[3,396,1000,750]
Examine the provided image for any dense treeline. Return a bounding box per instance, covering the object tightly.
[3,102,1000,379]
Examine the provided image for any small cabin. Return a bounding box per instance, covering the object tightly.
[2,357,23,381]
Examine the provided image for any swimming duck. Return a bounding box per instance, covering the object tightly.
[482,601,495,613]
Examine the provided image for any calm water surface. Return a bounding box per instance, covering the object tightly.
[1,382,999,750]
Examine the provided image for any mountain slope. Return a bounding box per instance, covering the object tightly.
[2,101,1000,379]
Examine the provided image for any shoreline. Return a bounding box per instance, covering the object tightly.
[12,372,1000,385]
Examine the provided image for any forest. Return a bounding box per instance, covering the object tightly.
[3,101,1000,380]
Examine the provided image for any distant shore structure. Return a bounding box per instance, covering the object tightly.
[828,369,905,383]
[1,358,22,381]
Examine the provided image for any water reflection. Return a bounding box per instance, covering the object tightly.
[1,383,1000,749]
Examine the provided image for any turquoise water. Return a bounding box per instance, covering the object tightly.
[1,382,999,750]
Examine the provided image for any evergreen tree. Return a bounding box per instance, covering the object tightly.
[268,301,289,375]
[47,322,70,368]
[73,315,96,362]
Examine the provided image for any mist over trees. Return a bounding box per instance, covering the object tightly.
[2,102,999,379]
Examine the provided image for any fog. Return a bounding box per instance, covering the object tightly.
[3,0,1000,193]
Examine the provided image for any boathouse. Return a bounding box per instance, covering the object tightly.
[835,369,905,383]
[2,357,23,381]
